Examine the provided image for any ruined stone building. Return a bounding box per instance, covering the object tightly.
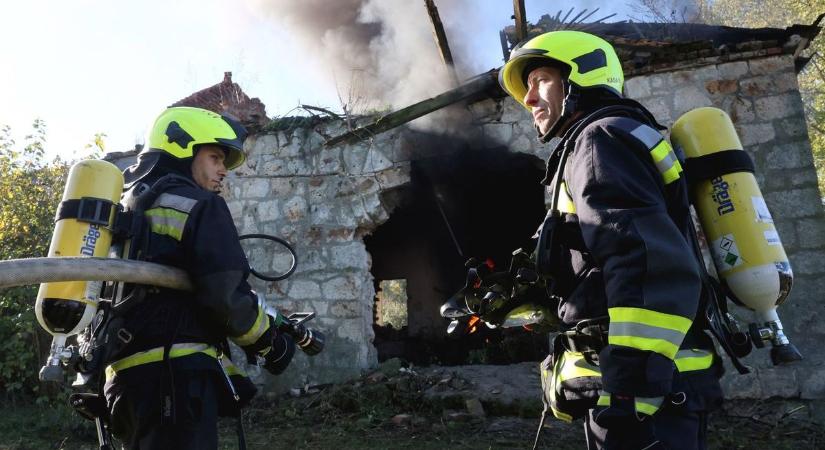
[107,19,825,400]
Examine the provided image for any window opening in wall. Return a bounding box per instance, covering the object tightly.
[376,279,408,329]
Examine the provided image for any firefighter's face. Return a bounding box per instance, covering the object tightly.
[192,145,228,192]
[524,65,565,136]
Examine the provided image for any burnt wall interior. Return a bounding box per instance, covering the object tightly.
[365,144,549,365]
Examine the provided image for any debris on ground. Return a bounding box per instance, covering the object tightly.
[4,359,821,449]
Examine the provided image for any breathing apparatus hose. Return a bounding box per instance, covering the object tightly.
[0,257,193,291]
[238,234,297,281]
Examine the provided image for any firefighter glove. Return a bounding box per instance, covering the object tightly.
[260,332,295,375]
[243,315,296,375]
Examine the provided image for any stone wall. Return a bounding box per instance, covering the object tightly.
[222,126,411,389]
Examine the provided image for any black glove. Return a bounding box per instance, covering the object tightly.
[594,394,667,450]
[260,332,295,375]
[243,315,296,375]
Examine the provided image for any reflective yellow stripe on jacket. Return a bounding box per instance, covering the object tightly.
[144,192,198,241]
[230,300,270,347]
[629,124,683,185]
[105,343,217,381]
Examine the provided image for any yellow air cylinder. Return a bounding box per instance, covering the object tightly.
[671,107,800,364]
[35,160,123,380]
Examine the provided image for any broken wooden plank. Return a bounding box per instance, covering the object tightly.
[512,0,527,42]
[424,0,459,86]
[324,70,499,148]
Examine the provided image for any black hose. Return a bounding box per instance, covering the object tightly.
[238,234,297,281]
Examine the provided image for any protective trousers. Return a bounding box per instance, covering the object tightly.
[108,369,219,450]
[583,406,708,450]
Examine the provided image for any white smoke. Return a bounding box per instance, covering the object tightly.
[246,0,476,130]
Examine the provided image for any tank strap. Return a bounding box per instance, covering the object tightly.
[54,197,116,226]
[683,149,755,185]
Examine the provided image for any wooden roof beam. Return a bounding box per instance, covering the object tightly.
[424,0,459,87]
[513,0,527,42]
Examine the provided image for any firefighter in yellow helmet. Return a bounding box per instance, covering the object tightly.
[105,107,295,449]
[500,32,723,449]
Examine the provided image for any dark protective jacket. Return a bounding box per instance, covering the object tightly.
[103,174,266,413]
[545,102,722,411]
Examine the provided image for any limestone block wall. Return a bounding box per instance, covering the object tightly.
[223,126,412,389]
[475,54,825,399]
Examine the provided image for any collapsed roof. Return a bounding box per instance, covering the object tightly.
[502,15,823,75]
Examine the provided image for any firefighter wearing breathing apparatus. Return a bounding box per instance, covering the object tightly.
[100,106,296,449]
[499,31,723,449]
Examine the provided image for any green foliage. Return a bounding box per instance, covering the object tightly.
[0,121,71,402]
[376,279,408,329]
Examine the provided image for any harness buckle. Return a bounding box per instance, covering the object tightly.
[76,197,114,226]
[116,328,133,344]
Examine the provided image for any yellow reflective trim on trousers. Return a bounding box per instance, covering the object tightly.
[145,207,189,241]
[231,301,270,347]
[675,348,714,372]
[650,140,683,185]
[635,396,664,416]
[609,307,692,334]
[608,307,691,359]
[609,335,680,360]
[220,356,247,377]
[597,392,662,416]
[105,343,217,380]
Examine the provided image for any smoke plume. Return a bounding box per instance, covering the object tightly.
[247,0,477,130]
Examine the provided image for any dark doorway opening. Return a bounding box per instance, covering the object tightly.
[366,144,549,365]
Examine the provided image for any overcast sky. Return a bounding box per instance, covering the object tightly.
[0,0,629,158]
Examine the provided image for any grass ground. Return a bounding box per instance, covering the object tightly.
[1,369,823,449]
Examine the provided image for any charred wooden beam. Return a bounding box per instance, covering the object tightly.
[513,0,527,42]
[324,69,499,148]
[424,0,459,86]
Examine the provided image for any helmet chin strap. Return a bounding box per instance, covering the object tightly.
[536,82,580,143]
